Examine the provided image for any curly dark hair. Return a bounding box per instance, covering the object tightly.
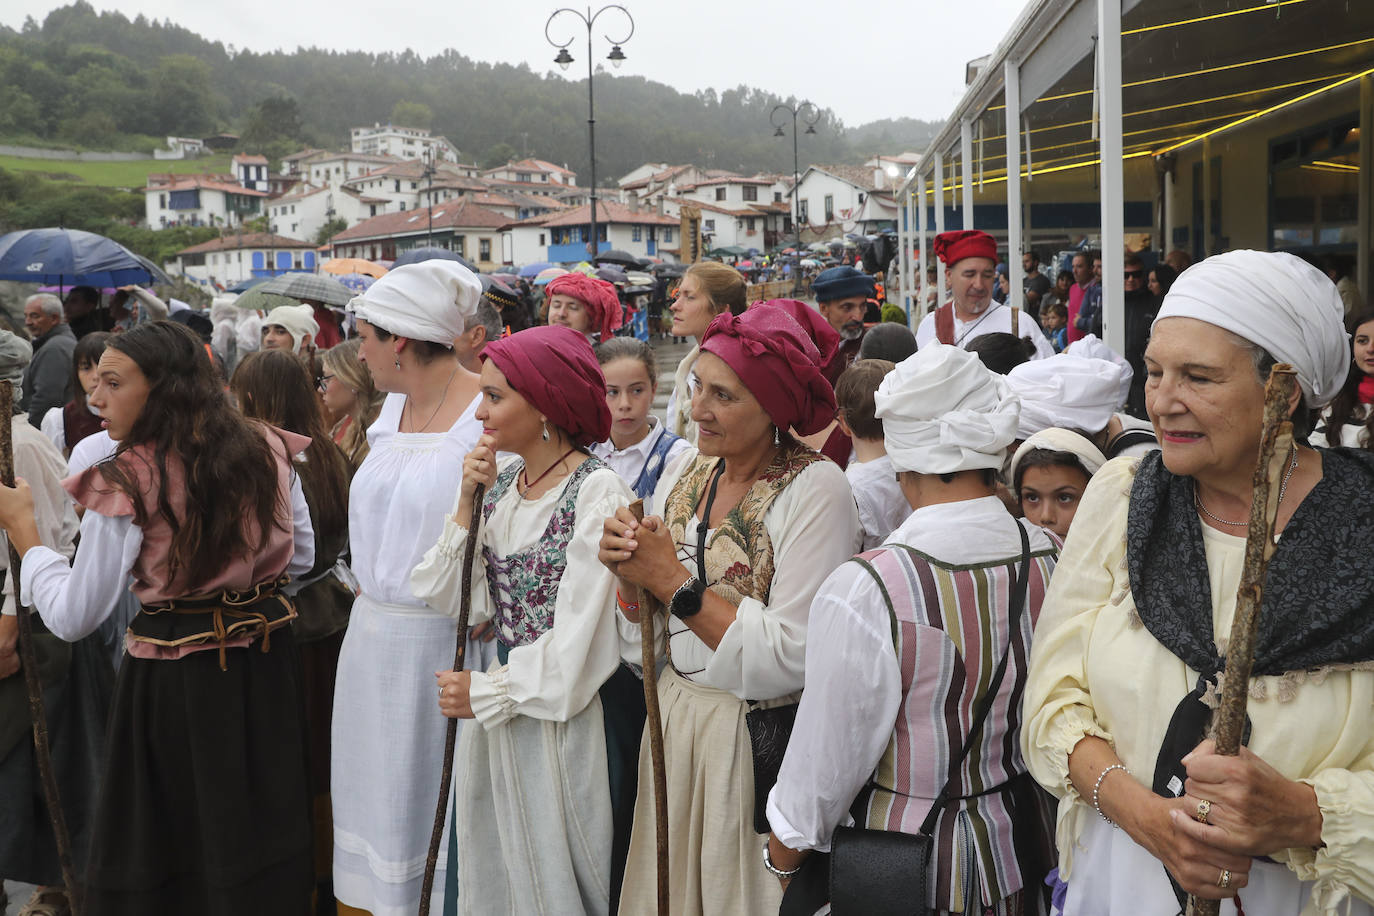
[97,321,288,590]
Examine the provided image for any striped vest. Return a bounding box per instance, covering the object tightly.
[849,535,1057,912]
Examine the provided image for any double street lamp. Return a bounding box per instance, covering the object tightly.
[771,101,819,242]
[546,5,635,260]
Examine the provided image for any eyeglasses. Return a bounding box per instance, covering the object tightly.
[1124,270,1145,279]
[317,374,334,392]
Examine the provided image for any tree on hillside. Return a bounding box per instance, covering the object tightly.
[242,96,303,146]
[482,142,517,169]
[391,100,433,130]
[151,54,216,136]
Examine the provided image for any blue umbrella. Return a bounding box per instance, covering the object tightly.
[518,261,555,278]
[0,227,169,287]
[391,247,477,271]
[337,273,376,294]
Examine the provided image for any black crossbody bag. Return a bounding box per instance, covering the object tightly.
[781,523,1031,916]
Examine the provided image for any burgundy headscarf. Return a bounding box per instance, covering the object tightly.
[756,299,840,368]
[545,272,623,340]
[481,325,612,447]
[699,307,837,436]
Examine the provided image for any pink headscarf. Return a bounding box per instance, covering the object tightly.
[756,299,840,368]
[546,272,623,340]
[699,307,837,436]
[481,325,612,447]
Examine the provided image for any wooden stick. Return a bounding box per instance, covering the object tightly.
[418,484,485,916]
[627,499,669,916]
[0,380,82,916]
[1187,366,1297,916]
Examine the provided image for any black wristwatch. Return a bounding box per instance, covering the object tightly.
[669,575,706,619]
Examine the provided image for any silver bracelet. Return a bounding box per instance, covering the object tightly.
[1091,764,1130,827]
[762,840,803,878]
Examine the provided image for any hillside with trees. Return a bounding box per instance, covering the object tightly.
[0,2,937,180]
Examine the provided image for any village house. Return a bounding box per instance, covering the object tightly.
[791,164,900,241]
[350,123,461,163]
[501,201,678,265]
[143,174,267,231]
[307,152,399,190]
[327,199,509,270]
[232,153,271,192]
[266,184,333,242]
[170,232,318,288]
[482,157,578,188]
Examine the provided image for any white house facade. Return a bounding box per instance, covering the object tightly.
[350,123,461,163]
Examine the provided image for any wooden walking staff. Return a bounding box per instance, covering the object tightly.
[1186,365,1298,916]
[0,380,82,916]
[418,485,485,916]
[628,498,669,916]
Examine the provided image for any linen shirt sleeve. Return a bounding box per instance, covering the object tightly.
[409,476,497,627]
[467,470,631,727]
[704,459,861,700]
[285,470,314,582]
[766,559,901,852]
[1021,458,1131,801]
[1282,752,1374,909]
[20,509,142,641]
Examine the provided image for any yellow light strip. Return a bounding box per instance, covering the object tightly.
[918,150,1154,195]
[973,110,1259,156]
[1122,0,1311,36]
[1308,159,1360,171]
[1154,67,1374,154]
[1019,37,1374,107]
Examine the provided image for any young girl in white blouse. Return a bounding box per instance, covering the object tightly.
[414,325,634,916]
[592,338,691,499]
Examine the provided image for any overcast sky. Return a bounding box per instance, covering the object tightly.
[5,0,1031,126]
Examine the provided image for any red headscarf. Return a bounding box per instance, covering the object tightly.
[699,307,837,436]
[545,272,623,340]
[934,229,997,267]
[481,325,611,447]
[756,299,840,368]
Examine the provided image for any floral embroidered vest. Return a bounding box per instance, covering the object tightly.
[480,456,604,649]
[663,442,824,624]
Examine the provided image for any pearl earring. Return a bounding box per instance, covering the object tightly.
[773,425,780,447]
[542,421,550,442]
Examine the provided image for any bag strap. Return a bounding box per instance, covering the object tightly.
[934,303,955,345]
[917,522,1032,837]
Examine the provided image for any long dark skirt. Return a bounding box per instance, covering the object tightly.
[84,628,313,916]
[0,632,112,885]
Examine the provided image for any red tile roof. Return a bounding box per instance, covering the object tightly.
[178,232,314,254]
[329,200,510,243]
[144,175,269,197]
[233,153,270,165]
[537,201,677,228]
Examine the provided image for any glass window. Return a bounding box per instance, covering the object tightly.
[824,195,834,222]
[743,186,758,202]
[715,187,726,201]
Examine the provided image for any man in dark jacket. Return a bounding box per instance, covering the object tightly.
[20,294,76,429]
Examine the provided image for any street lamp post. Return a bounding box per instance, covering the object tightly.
[771,101,819,244]
[422,148,437,248]
[546,5,634,261]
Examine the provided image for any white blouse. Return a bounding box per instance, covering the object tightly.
[590,417,693,491]
[1,420,78,616]
[411,458,634,728]
[348,391,481,607]
[646,447,861,700]
[844,454,910,552]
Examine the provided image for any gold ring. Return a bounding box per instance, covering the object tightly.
[1218,869,1231,889]
[1194,798,1212,824]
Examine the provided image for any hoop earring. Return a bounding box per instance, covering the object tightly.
[542,420,550,442]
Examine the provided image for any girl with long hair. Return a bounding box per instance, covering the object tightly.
[663,261,748,443]
[1318,307,1374,448]
[39,330,109,456]
[232,348,355,908]
[0,320,316,915]
[321,339,384,472]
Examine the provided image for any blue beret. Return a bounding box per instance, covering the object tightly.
[812,266,875,302]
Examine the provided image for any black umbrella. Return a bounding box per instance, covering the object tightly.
[595,266,629,284]
[654,262,687,277]
[593,249,640,267]
[392,247,478,272]
[0,227,169,287]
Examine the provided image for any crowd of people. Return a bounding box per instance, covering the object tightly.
[0,230,1372,916]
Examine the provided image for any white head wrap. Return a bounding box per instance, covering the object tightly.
[349,260,481,345]
[1065,333,1132,407]
[264,304,320,353]
[874,343,1021,475]
[1008,427,1108,489]
[237,313,262,356]
[1153,249,1349,408]
[1006,353,1123,439]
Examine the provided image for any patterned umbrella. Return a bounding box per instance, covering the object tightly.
[259,271,353,306]
[336,273,376,294]
[534,267,569,286]
[518,261,555,278]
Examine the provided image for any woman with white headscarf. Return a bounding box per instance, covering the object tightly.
[1022,250,1374,914]
[766,344,1058,915]
[331,261,498,916]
